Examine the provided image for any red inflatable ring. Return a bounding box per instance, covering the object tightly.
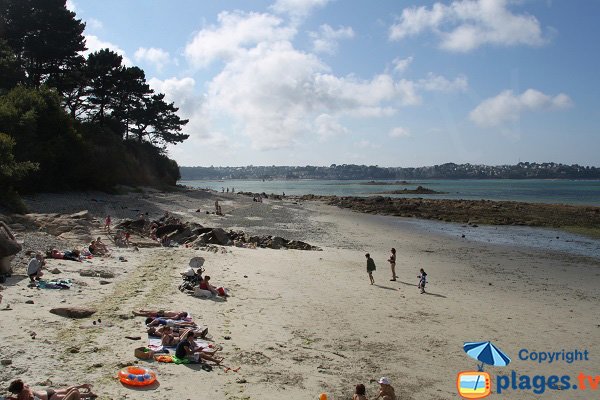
[118,366,157,386]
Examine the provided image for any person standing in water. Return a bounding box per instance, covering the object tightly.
[365,253,376,285]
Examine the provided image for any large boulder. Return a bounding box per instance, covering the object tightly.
[156,224,182,238]
[50,307,97,319]
[0,222,21,258]
[211,228,232,246]
[270,236,286,249]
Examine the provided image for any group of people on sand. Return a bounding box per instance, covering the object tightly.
[134,309,224,365]
[88,237,110,256]
[351,377,396,400]
[365,249,428,293]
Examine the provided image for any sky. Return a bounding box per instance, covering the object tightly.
[66,0,600,167]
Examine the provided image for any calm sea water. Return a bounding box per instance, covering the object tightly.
[179,179,600,206]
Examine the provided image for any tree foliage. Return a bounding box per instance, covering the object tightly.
[0,0,86,87]
[0,0,189,207]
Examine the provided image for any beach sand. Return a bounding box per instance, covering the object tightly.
[1,189,599,399]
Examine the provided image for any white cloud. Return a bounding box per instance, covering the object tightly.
[184,11,296,68]
[181,9,466,151]
[418,73,468,92]
[315,114,348,139]
[148,77,211,139]
[389,127,411,138]
[135,47,171,71]
[469,89,573,127]
[392,56,413,74]
[389,0,547,52]
[206,42,424,150]
[87,18,103,30]
[66,0,76,12]
[84,35,132,66]
[270,0,331,18]
[310,24,354,54]
[354,140,380,149]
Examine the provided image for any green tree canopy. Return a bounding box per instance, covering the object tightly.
[0,0,86,87]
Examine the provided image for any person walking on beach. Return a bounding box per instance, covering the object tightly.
[417,268,427,294]
[104,215,111,233]
[388,248,398,281]
[366,253,376,285]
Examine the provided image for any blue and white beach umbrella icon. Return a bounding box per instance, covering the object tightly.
[463,341,511,371]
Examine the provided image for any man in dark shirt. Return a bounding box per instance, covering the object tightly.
[175,332,196,360]
[175,331,223,364]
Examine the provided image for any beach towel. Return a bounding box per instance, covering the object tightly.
[154,354,190,364]
[38,279,72,289]
[147,336,216,353]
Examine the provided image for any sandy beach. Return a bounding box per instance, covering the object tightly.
[1,188,599,399]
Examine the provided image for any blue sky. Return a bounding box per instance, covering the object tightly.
[66,0,600,167]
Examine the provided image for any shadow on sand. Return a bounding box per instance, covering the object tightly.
[396,280,447,298]
[373,284,398,291]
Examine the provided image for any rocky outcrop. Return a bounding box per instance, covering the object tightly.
[0,221,21,258]
[114,218,320,251]
[377,186,445,194]
[3,211,95,243]
[299,195,600,229]
[50,307,97,319]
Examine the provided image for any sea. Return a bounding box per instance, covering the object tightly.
[179,179,600,259]
[179,179,600,206]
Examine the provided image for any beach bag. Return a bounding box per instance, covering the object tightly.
[134,347,154,360]
[217,287,227,297]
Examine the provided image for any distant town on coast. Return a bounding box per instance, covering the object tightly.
[180,162,600,181]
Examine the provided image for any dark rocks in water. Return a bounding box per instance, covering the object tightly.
[378,186,445,195]
[50,307,96,319]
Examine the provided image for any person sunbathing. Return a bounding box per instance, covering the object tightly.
[147,325,208,339]
[7,379,97,399]
[160,326,208,346]
[145,317,196,328]
[133,310,188,319]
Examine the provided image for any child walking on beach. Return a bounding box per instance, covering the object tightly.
[417,268,427,294]
[366,253,376,285]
